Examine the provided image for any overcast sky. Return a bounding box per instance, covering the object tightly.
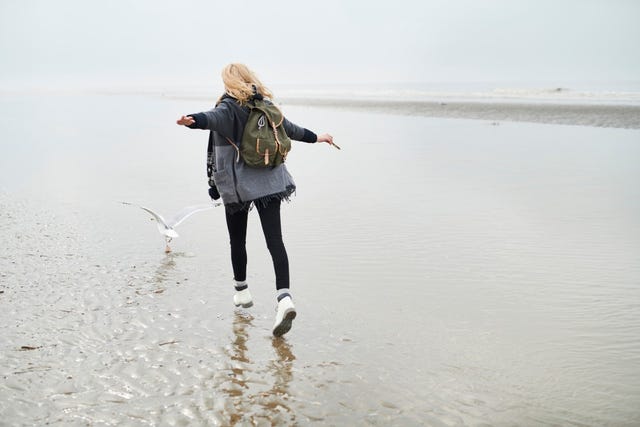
[1,0,639,89]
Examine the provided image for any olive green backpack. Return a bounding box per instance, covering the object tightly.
[227,99,292,168]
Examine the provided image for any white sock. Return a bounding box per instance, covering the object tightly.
[277,288,291,302]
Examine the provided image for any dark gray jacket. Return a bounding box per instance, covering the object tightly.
[188,96,316,210]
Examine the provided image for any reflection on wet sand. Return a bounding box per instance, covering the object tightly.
[147,252,193,294]
[216,312,297,425]
[261,337,296,423]
[269,336,296,400]
[153,252,180,286]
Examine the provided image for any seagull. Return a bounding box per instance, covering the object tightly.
[121,201,222,252]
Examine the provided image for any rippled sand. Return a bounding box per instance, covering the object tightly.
[1,92,640,425]
[0,195,425,425]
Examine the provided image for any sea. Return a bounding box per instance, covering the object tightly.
[1,81,639,425]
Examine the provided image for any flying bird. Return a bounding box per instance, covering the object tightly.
[121,201,222,252]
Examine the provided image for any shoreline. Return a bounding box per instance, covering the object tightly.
[278,98,640,129]
[2,88,639,129]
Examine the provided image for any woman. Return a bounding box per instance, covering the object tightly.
[177,63,334,337]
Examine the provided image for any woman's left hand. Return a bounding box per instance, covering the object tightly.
[317,133,340,149]
[317,133,333,144]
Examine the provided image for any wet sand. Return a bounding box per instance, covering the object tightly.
[1,92,640,425]
[280,98,640,129]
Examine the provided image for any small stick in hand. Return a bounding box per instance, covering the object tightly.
[318,133,340,150]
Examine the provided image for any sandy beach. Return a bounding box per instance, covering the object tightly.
[1,91,640,425]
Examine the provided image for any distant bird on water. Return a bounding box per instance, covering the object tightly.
[121,201,222,252]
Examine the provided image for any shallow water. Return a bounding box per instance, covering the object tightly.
[1,92,640,425]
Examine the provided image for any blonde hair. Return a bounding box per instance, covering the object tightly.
[219,63,273,105]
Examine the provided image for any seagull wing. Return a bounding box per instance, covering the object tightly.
[138,206,170,229]
[121,202,170,229]
[167,202,221,228]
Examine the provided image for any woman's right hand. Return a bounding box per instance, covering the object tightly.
[177,115,195,126]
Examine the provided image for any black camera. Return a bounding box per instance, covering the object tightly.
[208,185,221,200]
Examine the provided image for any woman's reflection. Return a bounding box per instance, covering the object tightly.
[221,311,254,425]
[270,337,296,395]
[223,311,297,424]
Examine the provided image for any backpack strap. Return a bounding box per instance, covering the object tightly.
[225,137,241,162]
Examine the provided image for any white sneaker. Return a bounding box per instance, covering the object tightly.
[233,288,253,308]
[272,296,296,337]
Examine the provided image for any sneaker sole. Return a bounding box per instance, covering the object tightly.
[273,308,296,337]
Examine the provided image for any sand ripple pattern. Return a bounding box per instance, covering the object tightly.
[0,196,423,425]
[0,197,297,425]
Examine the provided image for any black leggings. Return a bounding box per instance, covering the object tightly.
[225,199,289,290]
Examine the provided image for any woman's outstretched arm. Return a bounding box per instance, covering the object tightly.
[176,101,233,133]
